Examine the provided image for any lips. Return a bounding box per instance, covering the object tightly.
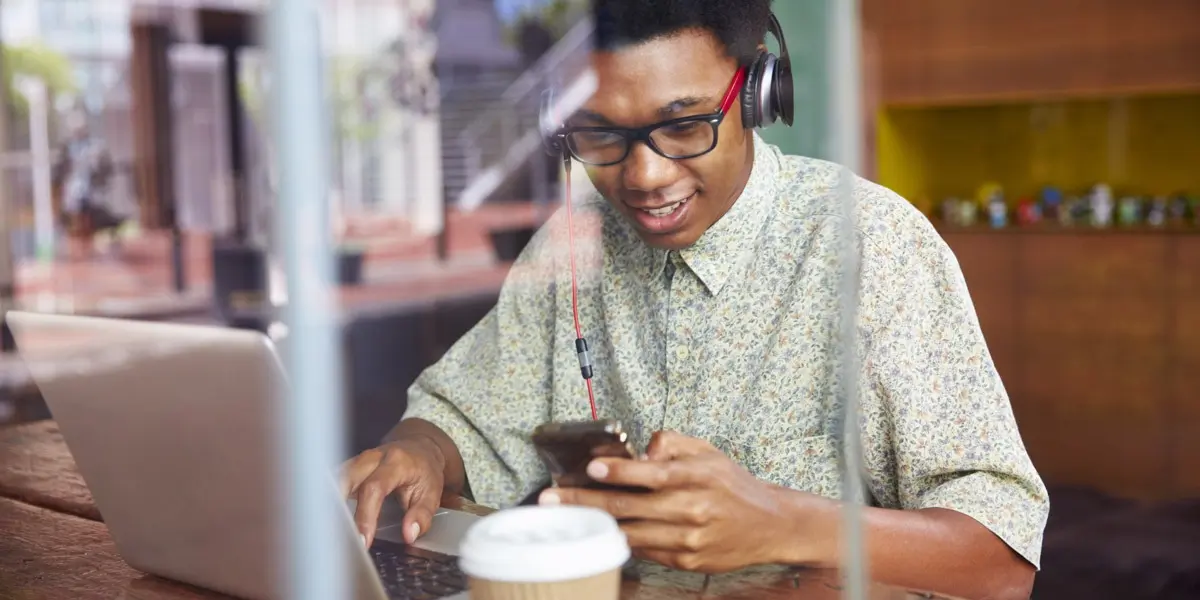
[626,193,696,235]
[642,197,689,217]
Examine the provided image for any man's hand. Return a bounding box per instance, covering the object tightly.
[340,436,446,548]
[538,431,836,573]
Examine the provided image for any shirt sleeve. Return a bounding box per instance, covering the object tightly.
[857,206,1050,569]
[401,218,561,508]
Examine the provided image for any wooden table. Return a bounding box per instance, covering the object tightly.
[0,421,952,599]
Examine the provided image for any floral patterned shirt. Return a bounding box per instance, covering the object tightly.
[404,134,1049,567]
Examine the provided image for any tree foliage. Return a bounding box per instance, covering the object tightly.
[503,0,589,47]
[2,42,78,115]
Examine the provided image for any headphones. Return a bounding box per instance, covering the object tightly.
[540,11,794,157]
[743,13,794,129]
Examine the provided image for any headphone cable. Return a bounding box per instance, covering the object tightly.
[562,158,598,420]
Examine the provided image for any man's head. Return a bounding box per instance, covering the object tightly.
[567,0,774,250]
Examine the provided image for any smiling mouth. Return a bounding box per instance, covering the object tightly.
[635,193,695,218]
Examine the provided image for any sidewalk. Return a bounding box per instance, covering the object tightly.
[2,203,547,422]
[12,202,548,316]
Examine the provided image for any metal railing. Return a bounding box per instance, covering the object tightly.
[453,17,595,210]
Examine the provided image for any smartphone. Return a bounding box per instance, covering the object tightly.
[531,419,646,492]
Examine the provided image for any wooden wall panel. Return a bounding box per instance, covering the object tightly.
[1169,236,1200,494]
[1171,425,1200,497]
[1018,295,1167,341]
[1175,237,1200,294]
[943,230,1197,500]
[1019,235,1170,296]
[1171,236,1200,424]
[1174,297,1200,421]
[942,233,1019,389]
[1020,340,1169,423]
[1020,420,1169,501]
[863,0,1200,106]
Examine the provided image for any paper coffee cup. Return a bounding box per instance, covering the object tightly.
[458,505,630,600]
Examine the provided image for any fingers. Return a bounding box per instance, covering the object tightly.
[353,470,399,548]
[540,487,656,520]
[619,520,702,553]
[645,431,717,461]
[541,486,703,524]
[350,445,442,547]
[586,456,707,491]
[339,450,382,498]
[398,473,442,544]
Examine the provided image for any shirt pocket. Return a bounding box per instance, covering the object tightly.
[718,434,844,499]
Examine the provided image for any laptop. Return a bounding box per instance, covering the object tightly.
[6,311,479,600]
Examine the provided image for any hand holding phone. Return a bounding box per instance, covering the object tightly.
[531,419,646,493]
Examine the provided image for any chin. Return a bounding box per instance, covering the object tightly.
[636,228,698,251]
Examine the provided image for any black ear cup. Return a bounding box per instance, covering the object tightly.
[774,53,794,127]
[741,54,766,129]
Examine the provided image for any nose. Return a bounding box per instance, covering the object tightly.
[620,141,678,192]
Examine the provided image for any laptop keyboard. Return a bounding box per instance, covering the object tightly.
[369,539,469,600]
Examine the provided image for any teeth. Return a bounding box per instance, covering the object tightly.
[643,197,689,217]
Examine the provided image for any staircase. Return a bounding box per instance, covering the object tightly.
[438,68,520,207]
[451,17,597,212]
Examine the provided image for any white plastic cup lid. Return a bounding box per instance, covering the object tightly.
[457,505,630,583]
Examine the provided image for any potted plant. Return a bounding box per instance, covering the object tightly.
[335,240,366,286]
[331,200,366,287]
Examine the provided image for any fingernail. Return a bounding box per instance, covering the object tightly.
[360,534,368,548]
[539,490,560,505]
[638,453,649,461]
[587,460,608,479]
[409,522,421,541]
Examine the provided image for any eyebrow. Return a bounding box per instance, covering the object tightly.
[573,109,616,126]
[657,96,710,117]
[572,95,715,127]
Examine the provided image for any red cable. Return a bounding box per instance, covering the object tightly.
[563,162,598,420]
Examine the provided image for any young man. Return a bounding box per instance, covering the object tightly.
[342,1,1048,597]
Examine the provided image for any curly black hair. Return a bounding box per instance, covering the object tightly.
[592,0,774,67]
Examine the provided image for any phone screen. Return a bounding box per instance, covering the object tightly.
[531,419,644,492]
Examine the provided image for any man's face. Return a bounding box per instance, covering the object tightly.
[573,30,755,250]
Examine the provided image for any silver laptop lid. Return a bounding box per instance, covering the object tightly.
[6,311,388,600]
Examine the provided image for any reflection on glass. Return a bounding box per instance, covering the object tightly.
[828,0,868,597]
[1,1,1196,599]
[268,1,346,599]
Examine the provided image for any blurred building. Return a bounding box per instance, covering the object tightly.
[1,0,231,241]
[324,0,448,235]
[0,0,465,245]
[432,0,520,212]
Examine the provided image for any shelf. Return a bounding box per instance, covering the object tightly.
[936,224,1200,236]
[876,94,1200,205]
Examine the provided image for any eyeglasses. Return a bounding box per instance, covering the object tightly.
[555,68,747,167]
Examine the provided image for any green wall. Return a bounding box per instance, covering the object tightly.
[758,0,829,160]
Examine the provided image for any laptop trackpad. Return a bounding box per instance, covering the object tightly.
[376,508,480,557]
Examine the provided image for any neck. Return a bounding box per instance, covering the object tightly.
[715,134,757,221]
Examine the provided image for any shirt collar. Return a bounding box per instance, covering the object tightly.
[644,133,780,296]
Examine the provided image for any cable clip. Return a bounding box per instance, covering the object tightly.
[574,337,593,380]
